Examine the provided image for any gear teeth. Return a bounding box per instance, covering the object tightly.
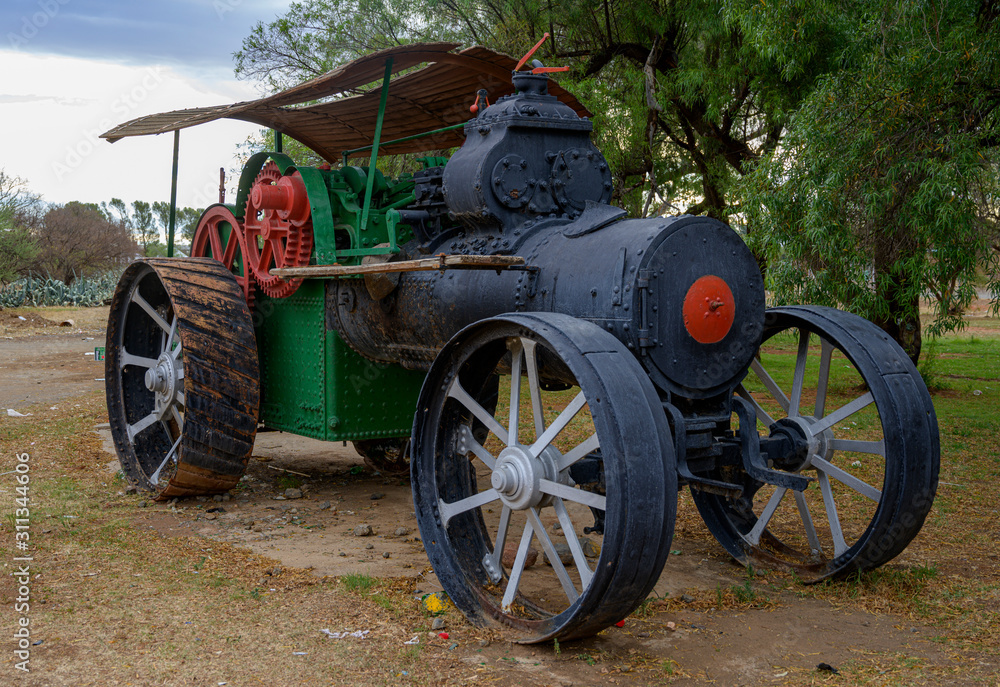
[243,161,313,299]
[190,204,255,310]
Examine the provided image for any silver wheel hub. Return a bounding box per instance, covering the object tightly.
[145,352,182,420]
[491,444,562,511]
[782,415,835,468]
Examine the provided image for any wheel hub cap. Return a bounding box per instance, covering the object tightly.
[492,445,562,511]
[145,352,182,419]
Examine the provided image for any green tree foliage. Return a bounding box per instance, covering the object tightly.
[739,0,1000,362]
[0,170,42,285]
[234,0,841,217]
[151,201,202,244]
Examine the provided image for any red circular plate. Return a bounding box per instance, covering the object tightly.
[682,275,736,344]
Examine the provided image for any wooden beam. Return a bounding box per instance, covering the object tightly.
[271,254,526,278]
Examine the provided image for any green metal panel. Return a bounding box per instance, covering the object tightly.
[255,280,425,441]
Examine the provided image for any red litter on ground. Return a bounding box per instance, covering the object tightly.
[438,632,449,639]
[615,620,625,627]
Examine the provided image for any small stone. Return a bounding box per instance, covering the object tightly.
[59,319,74,327]
[222,494,231,502]
[273,495,287,501]
[581,538,601,558]
[394,527,410,536]
[205,513,218,521]
[339,551,347,557]
[253,526,263,533]
[289,508,298,515]
[371,492,385,500]
[365,543,374,550]
[382,551,390,559]
[431,617,446,631]
[196,496,207,502]
[543,542,573,566]
[680,594,695,603]
[125,485,138,495]
[478,639,490,648]
[213,494,224,502]
[139,501,148,508]
[502,542,538,568]
[318,501,332,511]
[666,621,676,631]
[353,524,374,537]
[284,488,303,500]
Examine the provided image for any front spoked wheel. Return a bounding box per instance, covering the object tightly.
[412,313,676,642]
[693,306,939,581]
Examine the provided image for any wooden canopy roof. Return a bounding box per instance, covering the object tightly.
[100,43,590,161]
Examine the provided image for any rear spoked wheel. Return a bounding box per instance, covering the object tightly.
[106,259,260,499]
[693,306,939,581]
[412,313,676,642]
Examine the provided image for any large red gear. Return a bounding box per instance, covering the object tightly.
[243,161,314,299]
[191,204,255,309]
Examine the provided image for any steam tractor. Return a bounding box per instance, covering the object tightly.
[102,42,939,642]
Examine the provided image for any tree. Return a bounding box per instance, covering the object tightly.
[0,169,42,284]
[34,202,137,284]
[739,0,1000,363]
[152,202,203,244]
[234,1,842,218]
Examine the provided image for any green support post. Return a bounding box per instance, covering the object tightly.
[167,129,180,258]
[274,130,283,154]
[359,57,393,243]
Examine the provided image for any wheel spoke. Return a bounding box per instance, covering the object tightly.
[556,433,599,472]
[176,391,186,407]
[127,412,159,443]
[171,406,184,431]
[811,455,882,502]
[523,340,545,439]
[811,392,874,435]
[457,425,496,470]
[814,338,834,418]
[529,391,587,457]
[484,506,512,581]
[789,330,810,418]
[258,240,273,272]
[208,220,223,258]
[818,471,848,556]
[554,498,594,588]
[131,291,171,335]
[120,350,158,370]
[448,380,509,445]
[830,439,885,456]
[750,358,790,413]
[149,434,182,486]
[793,489,823,556]
[438,489,501,527]
[736,384,776,428]
[527,508,579,604]
[501,521,536,612]
[539,478,606,511]
[269,237,285,268]
[221,227,239,267]
[746,487,787,545]
[508,339,523,446]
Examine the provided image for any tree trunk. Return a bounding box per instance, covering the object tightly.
[872,268,922,366]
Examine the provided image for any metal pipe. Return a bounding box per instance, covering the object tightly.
[167,130,180,257]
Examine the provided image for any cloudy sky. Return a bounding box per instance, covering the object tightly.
[1,0,291,219]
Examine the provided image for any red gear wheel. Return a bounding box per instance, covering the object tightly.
[243,161,314,299]
[191,204,255,309]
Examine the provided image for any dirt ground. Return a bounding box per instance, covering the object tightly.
[1,305,998,686]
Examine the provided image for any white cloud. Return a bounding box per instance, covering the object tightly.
[1,50,264,217]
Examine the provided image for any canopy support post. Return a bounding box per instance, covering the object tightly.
[359,57,393,246]
[167,129,180,258]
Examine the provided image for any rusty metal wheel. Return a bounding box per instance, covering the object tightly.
[105,259,260,499]
[692,306,939,581]
[412,313,676,642]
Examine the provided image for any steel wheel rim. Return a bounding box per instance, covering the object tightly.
[693,306,938,580]
[413,313,676,642]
